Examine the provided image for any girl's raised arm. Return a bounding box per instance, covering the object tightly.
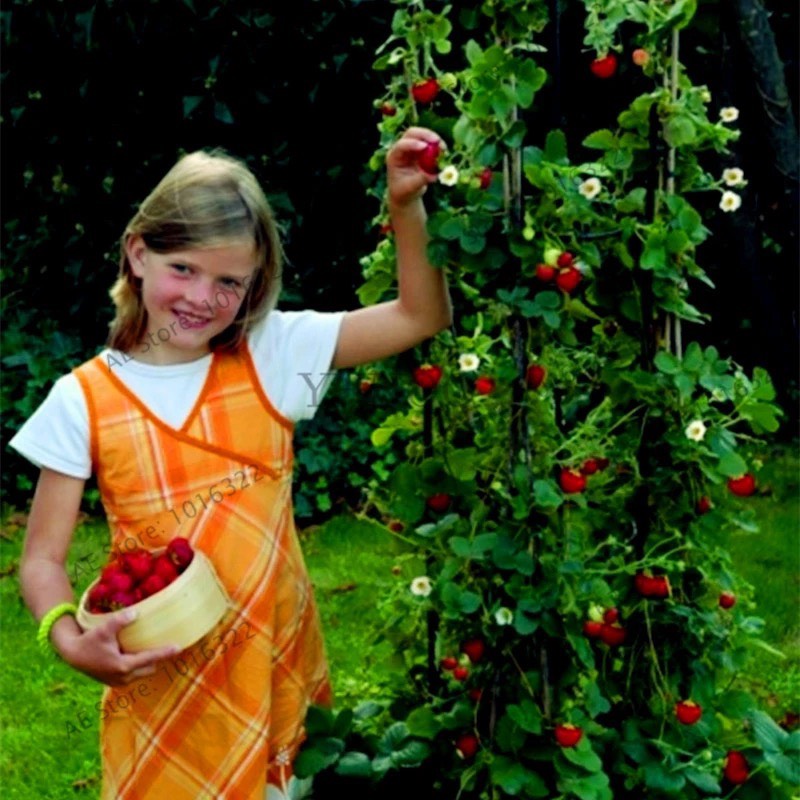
[331,127,453,370]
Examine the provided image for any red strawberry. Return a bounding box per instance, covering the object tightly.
[556,251,574,268]
[380,102,396,117]
[461,638,485,663]
[120,550,153,582]
[535,263,556,282]
[603,607,619,624]
[719,591,736,609]
[88,582,112,613]
[379,222,393,236]
[697,496,712,514]
[590,53,618,79]
[526,364,546,390]
[675,700,702,725]
[418,141,441,175]
[388,520,404,533]
[100,562,126,583]
[727,473,755,497]
[140,573,167,598]
[560,468,587,494]
[478,167,493,189]
[474,377,496,395]
[599,623,627,646]
[556,265,582,293]
[632,49,649,67]
[581,459,599,476]
[359,380,373,394]
[455,732,479,759]
[426,493,451,512]
[167,537,194,571]
[411,77,440,104]
[555,724,583,748]
[106,571,135,593]
[595,457,610,471]
[440,656,458,671]
[452,665,469,682]
[413,364,443,390]
[109,590,137,610]
[723,751,749,785]
[153,554,179,585]
[635,572,671,598]
[583,620,603,638]
[468,688,483,702]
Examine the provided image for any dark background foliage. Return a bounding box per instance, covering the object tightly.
[1,0,797,517]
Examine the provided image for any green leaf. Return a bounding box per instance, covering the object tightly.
[491,756,549,796]
[533,479,562,509]
[751,710,789,753]
[654,351,681,374]
[643,761,686,791]
[335,751,372,777]
[663,116,697,147]
[764,750,800,785]
[717,451,748,478]
[406,706,442,739]
[545,130,568,163]
[561,738,603,772]
[685,768,721,794]
[183,95,203,118]
[447,447,478,481]
[507,698,542,734]
[214,101,234,124]
[293,736,344,777]
[582,129,616,150]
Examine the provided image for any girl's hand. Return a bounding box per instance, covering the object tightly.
[59,610,178,687]
[386,127,445,209]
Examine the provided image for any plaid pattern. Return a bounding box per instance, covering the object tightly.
[73,344,332,799]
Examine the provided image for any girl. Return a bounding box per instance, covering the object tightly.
[11,126,452,800]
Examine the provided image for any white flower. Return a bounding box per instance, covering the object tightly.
[410,576,432,597]
[458,353,480,372]
[495,607,514,626]
[719,190,742,212]
[438,165,459,186]
[722,168,745,187]
[578,177,602,200]
[719,107,739,123]
[685,420,707,442]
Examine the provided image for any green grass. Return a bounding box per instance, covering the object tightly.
[1,447,797,798]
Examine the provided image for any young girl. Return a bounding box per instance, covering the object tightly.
[11,126,452,800]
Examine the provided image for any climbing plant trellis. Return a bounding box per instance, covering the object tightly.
[297,1,793,797]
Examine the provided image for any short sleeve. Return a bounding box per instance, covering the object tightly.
[248,309,346,423]
[7,373,92,479]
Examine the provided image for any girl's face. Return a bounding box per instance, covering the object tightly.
[126,235,257,364]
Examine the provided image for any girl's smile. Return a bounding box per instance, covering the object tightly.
[126,236,256,364]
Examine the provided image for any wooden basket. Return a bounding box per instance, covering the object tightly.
[76,548,232,653]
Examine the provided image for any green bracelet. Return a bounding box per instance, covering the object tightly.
[37,602,78,656]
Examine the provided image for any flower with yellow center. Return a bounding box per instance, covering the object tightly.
[578,177,602,200]
[719,191,742,212]
[410,576,433,597]
[719,107,739,123]
[438,165,459,186]
[685,420,707,442]
[458,353,480,373]
[722,168,745,187]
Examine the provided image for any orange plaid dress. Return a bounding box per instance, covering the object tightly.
[73,342,332,800]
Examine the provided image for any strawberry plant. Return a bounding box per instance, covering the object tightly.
[297,1,795,797]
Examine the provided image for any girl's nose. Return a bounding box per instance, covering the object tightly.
[184,279,216,311]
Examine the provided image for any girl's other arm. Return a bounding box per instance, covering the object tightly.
[20,468,176,685]
[331,127,453,370]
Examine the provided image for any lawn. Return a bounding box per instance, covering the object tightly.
[0,445,797,798]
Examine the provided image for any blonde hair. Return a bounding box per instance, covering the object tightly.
[107,149,283,353]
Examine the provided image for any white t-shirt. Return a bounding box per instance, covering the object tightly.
[8,309,346,480]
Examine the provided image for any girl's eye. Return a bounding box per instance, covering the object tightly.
[220,278,240,288]
[170,263,190,274]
